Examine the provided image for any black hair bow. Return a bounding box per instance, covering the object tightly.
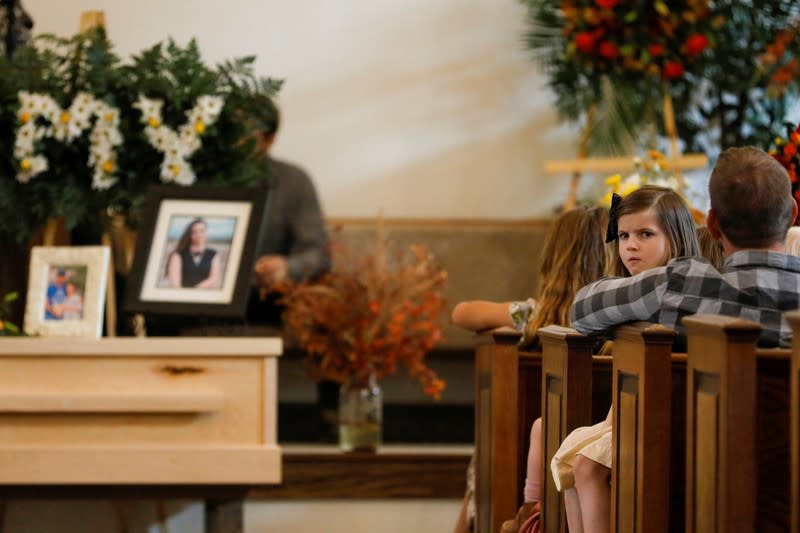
[605,193,622,243]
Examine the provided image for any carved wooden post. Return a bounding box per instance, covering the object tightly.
[611,322,675,533]
[786,311,800,533]
[683,315,761,533]
[474,327,522,533]
[517,350,543,506]
[537,325,594,533]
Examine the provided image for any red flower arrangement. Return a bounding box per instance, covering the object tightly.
[278,229,447,399]
[559,0,718,81]
[770,122,800,205]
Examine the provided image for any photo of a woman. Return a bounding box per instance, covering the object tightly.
[164,218,222,289]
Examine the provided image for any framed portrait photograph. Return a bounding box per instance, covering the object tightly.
[125,185,268,317]
[24,246,111,338]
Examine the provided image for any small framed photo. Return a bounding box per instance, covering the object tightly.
[125,185,267,317]
[24,246,111,338]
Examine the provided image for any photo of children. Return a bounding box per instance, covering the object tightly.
[44,266,87,321]
[155,216,236,290]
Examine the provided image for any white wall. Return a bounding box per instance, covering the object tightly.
[24,0,580,219]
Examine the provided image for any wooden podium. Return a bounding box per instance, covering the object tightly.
[0,337,282,531]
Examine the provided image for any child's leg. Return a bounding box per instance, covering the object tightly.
[501,418,543,533]
[524,417,543,502]
[453,493,470,533]
[563,488,584,533]
[572,455,611,533]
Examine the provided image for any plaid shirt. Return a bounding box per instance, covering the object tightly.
[570,250,800,347]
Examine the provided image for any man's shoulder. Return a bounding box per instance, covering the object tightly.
[666,255,718,276]
[268,157,313,184]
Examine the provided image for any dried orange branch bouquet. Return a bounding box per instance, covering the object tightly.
[279,228,447,399]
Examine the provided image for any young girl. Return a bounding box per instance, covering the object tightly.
[552,186,700,533]
[452,205,611,533]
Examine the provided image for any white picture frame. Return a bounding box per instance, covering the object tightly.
[24,246,110,338]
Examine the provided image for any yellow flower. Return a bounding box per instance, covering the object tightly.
[170,164,181,176]
[148,117,161,128]
[59,111,71,124]
[20,159,31,171]
[194,120,206,134]
[605,174,622,187]
[619,183,639,197]
[647,150,666,161]
[601,191,615,206]
[775,136,785,146]
[19,111,31,124]
[101,160,115,173]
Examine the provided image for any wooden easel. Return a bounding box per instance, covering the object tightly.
[546,86,709,211]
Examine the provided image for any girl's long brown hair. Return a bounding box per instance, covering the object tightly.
[610,186,701,277]
[521,206,610,348]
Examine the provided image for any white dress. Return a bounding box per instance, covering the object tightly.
[550,407,612,491]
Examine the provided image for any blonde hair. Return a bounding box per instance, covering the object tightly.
[521,206,609,348]
[610,186,701,276]
[696,226,724,269]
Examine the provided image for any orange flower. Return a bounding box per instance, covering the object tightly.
[279,230,447,398]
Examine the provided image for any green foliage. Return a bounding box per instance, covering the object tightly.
[0,29,283,242]
[673,1,800,154]
[0,292,24,336]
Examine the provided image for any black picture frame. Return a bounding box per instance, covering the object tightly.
[125,184,268,318]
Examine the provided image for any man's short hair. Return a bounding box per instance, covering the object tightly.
[241,94,280,137]
[709,146,795,248]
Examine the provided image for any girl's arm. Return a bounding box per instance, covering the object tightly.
[451,301,516,332]
[166,253,182,288]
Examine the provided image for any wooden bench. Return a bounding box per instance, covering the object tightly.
[617,317,794,533]
[474,328,525,533]
[473,329,611,533]
[478,318,794,533]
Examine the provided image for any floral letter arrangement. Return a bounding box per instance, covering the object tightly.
[279,229,448,400]
[0,29,283,245]
[14,91,122,190]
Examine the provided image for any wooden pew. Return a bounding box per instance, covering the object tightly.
[474,328,524,533]
[611,322,676,533]
[537,326,595,533]
[521,320,791,533]
[788,311,800,533]
[683,315,762,532]
[535,329,689,533]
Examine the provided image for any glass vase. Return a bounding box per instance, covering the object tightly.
[338,372,382,453]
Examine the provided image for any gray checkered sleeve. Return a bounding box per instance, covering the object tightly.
[570,268,668,335]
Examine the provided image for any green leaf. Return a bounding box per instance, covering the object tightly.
[3,292,18,303]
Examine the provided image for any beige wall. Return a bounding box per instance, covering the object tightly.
[24,0,579,219]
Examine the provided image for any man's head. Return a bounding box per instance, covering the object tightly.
[707,146,798,251]
[241,95,280,155]
[55,269,66,284]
